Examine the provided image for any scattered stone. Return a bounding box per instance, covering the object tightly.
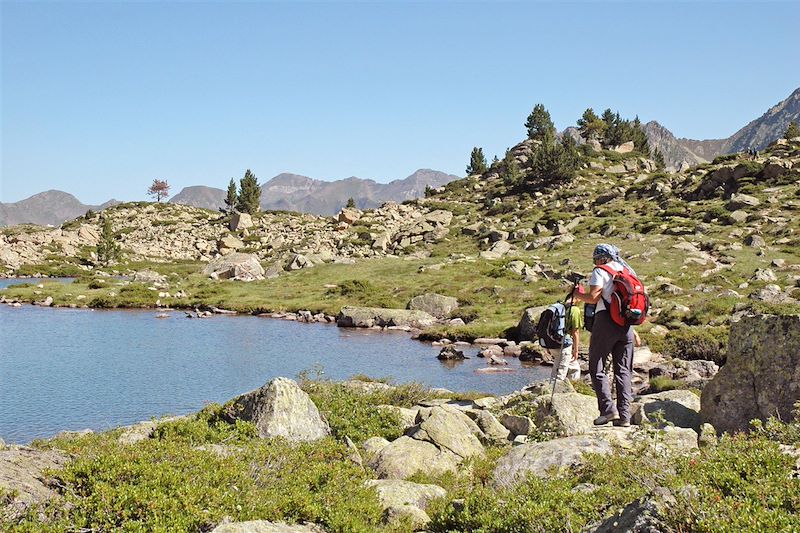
[744,234,766,248]
[587,486,676,533]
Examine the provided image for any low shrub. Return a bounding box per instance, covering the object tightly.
[570,379,596,396]
[662,326,728,365]
[712,153,739,164]
[647,376,687,393]
[301,381,405,444]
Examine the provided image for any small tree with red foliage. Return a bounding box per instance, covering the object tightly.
[147,179,170,202]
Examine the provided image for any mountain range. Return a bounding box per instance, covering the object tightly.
[0,191,119,227]
[168,169,459,215]
[2,87,798,226]
[644,87,800,169]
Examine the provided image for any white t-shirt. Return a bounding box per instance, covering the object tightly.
[589,261,624,312]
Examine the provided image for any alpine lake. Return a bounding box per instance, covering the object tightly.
[0,278,549,443]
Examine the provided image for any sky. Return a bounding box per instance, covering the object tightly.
[1,1,799,204]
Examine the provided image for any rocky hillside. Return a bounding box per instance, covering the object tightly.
[645,86,800,169]
[169,169,459,215]
[0,190,118,227]
[0,199,454,275]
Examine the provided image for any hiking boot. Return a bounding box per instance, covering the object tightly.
[613,418,631,428]
[593,413,619,425]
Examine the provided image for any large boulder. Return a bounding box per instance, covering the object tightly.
[337,207,362,225]
[492,435,614,489]
[516,306,548,341]
[228,377,330,442]
[203,252,265,281]
[701,314,800,434]
[336,306,437,329]
[632,390,701,431]
[405,406,484,460]
[229,212,254,231]
[0,446,70,519]
[368,406,484,480]
[407,293,459,318]
[532,393,599,436]
[367,436,460,480]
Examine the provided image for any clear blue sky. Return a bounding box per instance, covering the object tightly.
[2,1,798,204]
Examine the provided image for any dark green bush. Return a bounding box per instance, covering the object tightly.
[712,153,739,164]
[662,326,728,364]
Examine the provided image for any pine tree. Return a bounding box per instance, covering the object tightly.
[466,147,488,175]
[525,104,556,143]
[577,108,606,141]
[653,148,666,170]
[785,120,800,140]
[631,117,650,153]
[236,169,261,215]
[222,178,238,213]
[346,197,356,209]
[96,217,121,265]
[502,153,522,185]
[527,135,581,187]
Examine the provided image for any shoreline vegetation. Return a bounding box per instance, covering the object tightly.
[1,374,798,532]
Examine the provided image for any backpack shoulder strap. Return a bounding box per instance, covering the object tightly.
[596,263,620,277]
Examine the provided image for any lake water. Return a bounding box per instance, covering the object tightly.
[0,288,549,443]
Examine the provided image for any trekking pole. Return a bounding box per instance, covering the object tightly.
[550,275,581,405]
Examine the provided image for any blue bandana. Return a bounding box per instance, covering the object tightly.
[593,243,637,276]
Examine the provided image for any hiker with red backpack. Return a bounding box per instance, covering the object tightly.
[572,244,649,428]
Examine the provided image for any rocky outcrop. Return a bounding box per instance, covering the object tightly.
[228,377,330,442]
[336,306,437,329]
[701,314,800,434]
[407,293,459,318]
[202,252,265,281]
[0,200,454,274]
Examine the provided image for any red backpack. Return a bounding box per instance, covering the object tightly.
[596,264,649,327]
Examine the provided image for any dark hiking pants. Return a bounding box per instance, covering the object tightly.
[588,310,635,420]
